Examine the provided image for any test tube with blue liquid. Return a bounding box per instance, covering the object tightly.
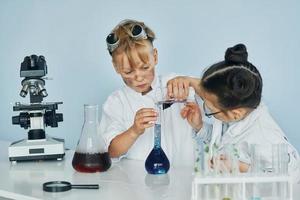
[145,76,170,174]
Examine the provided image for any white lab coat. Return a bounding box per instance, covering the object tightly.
[99,74,195,167]
[198,102,300,182]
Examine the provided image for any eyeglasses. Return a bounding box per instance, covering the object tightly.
[106,23,150,54]
[203,102,222,118]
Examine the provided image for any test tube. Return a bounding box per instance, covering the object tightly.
[202,184,210,199]
[194,138,205,174]
[214,184,221,200]
[272,143,288,175]
[250,144,273,175]
[222,184,231,200]
[250,183,261,200]
[249,144,264,200]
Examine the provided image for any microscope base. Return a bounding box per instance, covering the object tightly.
[8,136,65,162]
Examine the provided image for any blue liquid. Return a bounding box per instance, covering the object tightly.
[145,124,170,174]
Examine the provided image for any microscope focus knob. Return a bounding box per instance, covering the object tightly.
[44,111,63,127]
[56,113,63,123]
[12,112,30,129]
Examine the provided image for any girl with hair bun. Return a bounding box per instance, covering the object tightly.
[167,44,300,181]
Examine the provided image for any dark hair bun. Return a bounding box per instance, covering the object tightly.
[226,70,256,100]
[225,43,248,64]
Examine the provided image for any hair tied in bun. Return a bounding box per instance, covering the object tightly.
[225,43,248,64]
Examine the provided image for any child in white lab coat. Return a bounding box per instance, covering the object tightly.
[167,44,300,181]
[99,19,194,166]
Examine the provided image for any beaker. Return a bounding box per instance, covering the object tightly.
[72,104,111,173]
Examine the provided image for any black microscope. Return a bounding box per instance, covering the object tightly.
[9,55,65,162]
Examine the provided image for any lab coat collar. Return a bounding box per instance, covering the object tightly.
[225,102,266,138]
[210,102,267,153]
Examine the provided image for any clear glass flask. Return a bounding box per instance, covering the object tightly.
[145,101,170,174]
[72,104,111,173]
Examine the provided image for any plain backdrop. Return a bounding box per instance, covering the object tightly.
[0,0,299,150]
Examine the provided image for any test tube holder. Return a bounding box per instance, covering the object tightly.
[191,174,293,200]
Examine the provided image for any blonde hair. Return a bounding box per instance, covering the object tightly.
[108,19,156,65]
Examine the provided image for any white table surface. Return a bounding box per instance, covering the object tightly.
[0,140,193,200]
[0,140,299,200]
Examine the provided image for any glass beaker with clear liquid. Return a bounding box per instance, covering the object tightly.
[72,104,111,173]
[145,101,170,174]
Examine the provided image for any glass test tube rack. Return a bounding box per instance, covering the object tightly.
[191,174,293,200]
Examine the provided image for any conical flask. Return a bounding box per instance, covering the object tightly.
[145,102,170,174]
[72,104,111,173]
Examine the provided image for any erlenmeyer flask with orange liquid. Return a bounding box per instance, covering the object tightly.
[72,104,111,173]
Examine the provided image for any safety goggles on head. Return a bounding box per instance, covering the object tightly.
[106,23,149,54]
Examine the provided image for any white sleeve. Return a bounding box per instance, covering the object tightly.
[193,93,213,143]
[193,122,213,144]
[99,94,127,153]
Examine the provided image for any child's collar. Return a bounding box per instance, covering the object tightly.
[223,102,266,138]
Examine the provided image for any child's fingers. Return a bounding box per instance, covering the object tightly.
[185,102,201,116]
[136,108,157,118]
[187,110,194,123]
[183,103,198,114]
[167,82,174,99]
[181,110,187,118]
[143,123,155,129]
[183,81,189,99]
[185,102,198,108]
[178,81,185,100]
[172,83,179,99]
[140,116,157,124]
[137,108,156,113]
[180,106,190,118]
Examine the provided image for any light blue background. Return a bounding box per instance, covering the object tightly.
[0,0,299,150]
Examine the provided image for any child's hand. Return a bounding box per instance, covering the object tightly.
[167,76,190,100]
[130,108,157,136]
[181,102,203,131]
[210,154,232,173]
[210,154,250,173]
[167,76,201,100]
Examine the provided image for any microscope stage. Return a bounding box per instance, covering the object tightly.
[8,136,65,162]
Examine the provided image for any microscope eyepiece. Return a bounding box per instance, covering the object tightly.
[20,55,47,78]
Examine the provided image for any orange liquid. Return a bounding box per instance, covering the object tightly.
[72,152,111,173]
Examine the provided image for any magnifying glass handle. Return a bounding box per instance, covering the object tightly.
[71,184,99,189]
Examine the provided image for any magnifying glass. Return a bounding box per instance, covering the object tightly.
[43,181,99,192]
